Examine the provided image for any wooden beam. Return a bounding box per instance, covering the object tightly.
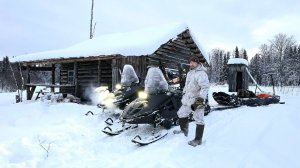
[26,66,31,100]
[20,55,124,66]
[51,64,55,92]
[21,66,53,71]
[74,62,79,97]
[26,66,30,84]
[111,59,117,91]
[98,60,101,86]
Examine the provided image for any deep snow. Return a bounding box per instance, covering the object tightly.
[0,85,300,168]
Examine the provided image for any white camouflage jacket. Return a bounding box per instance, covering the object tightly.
[181,64,209,106]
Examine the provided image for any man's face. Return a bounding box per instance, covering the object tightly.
[190,61,198,70]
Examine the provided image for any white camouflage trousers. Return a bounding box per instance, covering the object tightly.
[177,105,205,125]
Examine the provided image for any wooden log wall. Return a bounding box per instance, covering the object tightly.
[60,63,75,94]
[60,60,113,98]
[77,61,98,86]
[149,32,193,70]
[99,60,112,90]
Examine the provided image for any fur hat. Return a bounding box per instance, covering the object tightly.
[189,56,200,63]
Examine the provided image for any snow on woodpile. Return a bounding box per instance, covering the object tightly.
[227,58,249,66]
[11,23,208,63]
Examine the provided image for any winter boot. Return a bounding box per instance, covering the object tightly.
[173,117,189,136]
[188,124,204,147]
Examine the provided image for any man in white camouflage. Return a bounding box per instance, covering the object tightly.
[173,56,209,147]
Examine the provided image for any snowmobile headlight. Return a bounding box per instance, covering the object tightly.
[115,84,122,90]
[138,91,148,100]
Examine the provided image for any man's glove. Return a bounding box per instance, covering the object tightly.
[191,97,205,111]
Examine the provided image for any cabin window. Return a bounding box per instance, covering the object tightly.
[68,70,74,84]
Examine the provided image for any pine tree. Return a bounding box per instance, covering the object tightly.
[249,54,262,85]
[243,49,248,60]
[221,54,228,83]
[297,45,300,85]
[209,49,225,83]
[235,46,239,58]
[283,47,295,85]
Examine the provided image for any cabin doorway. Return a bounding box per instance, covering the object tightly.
[236,72,243,91]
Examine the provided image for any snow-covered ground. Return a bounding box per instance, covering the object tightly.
[0,85,300,168]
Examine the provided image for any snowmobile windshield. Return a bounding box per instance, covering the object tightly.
[121,65,139,87]
[145,67,169,94]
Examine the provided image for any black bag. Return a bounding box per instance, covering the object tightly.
[237,89,256,98]
[213,92,240,106]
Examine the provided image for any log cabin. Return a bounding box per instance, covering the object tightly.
[11,23,209,100]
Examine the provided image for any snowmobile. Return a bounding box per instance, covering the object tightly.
[97,64,144,110]
[120,67,182,129]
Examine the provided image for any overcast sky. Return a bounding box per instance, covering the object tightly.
[1,0,300,58]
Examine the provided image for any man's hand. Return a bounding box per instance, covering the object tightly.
[191,97,205,111]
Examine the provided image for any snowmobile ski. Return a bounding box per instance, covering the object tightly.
[131,130,168,145]
[102,124,138,136]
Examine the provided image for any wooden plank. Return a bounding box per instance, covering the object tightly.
[74,62,79,96]
[22,66,53,71]
[78,74,98,78]
[26,84,75,87]
[21,55,122,66]
[157,47,192,58]
[26,66,30,84]
[77,71,98,75]
[51,64,55,92]
[150,53,189,63]
[98,60,101,86]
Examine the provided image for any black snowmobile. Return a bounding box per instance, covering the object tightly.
[97,64,143,110]
[120,74,181,129]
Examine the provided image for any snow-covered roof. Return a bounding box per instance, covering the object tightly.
[11,23,209,63]
[227,58,249,66]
